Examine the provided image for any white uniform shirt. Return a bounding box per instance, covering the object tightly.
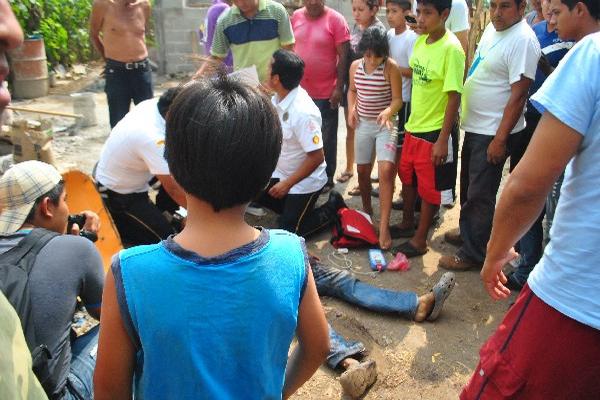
[387,28,418,102]
[271,86,328,194]
[95,98,170,194]
[461,20,541,135]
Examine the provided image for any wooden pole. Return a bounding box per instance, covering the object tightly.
[6,105,82,119]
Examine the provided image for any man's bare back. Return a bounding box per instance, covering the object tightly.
[90,0,150,62]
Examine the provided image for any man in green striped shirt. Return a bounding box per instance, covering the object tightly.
[199,0,295,82]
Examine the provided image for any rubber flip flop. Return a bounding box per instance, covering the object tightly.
[336,171,354,183]
[389,225,415,239]
[391,241,427,258]
[348,186,361,196]
[427,272,456,321]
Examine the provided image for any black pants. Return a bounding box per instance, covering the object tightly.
[458,130,525,263]
[256,179,336,237]
[313,99,339,181]
[101,188,174,246]
[104,59,153,128]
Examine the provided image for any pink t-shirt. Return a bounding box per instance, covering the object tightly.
[292,7,350,100]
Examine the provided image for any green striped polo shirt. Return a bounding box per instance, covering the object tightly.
[211,0,295,82]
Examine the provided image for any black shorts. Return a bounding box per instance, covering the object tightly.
[397,101,411,148]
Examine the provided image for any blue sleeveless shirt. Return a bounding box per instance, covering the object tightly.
[113,229,308,399]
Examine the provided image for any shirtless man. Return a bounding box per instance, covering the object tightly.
[90,0,153,128]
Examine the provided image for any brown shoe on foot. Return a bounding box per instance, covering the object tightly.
[340,359,377,399]
[444,228,463,247]
[438,254,481,271]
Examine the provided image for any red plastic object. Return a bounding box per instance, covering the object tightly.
[388,252,410,271]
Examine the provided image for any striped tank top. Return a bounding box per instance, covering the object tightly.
[355,59,392,119]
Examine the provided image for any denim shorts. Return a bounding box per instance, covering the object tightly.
[354,118,398,164]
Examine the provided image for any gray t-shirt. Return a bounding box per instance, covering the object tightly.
[0,232,104,397]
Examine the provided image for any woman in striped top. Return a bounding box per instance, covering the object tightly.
[348,26,403,250]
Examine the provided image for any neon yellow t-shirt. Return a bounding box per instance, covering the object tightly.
[405,31,465,133]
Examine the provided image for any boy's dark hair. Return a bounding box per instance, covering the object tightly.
[416,0,452,14]
[561,0,600,19]
[386,0,412,11]
[165,76,282,212]
[157,86,184,119]
[358,26,389,58]
[271,49,304,91]
[24,181,65,223]
[363,0,380,10]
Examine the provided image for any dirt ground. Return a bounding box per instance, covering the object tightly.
[9,68,517,399]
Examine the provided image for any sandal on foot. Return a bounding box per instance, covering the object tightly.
[427,272,456,321]
[340,359,377,399]
[389,225,415,239]
[348,186,361,196]
[336,171,354,183]
[391,241,428,258]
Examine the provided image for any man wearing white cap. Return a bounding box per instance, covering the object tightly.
[0,160,104,400]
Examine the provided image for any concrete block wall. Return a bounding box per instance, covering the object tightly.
[154,0,209,75]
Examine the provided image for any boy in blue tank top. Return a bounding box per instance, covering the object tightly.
[94,76,330,400]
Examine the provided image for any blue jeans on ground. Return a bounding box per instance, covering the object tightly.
[458,131,524,263]
[62,325,99,400]
[104,59,153,128]
[311,259,418,368]
[312,99,339,181]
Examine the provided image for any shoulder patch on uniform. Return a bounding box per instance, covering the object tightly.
[312,135,320,144]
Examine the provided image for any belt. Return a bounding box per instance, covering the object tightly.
[105,58,149,70]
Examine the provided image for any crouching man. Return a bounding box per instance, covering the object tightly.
[95,88,187,246]
[256,50,346,236]
[0,160,104,399]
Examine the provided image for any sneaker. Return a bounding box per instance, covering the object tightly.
[245,202,266,217]
[339,359,377,399]
[438,254,481,271]
[444,228,463,246]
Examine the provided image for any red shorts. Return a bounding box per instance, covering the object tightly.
[398,131,456,206]
[461,284,600,400]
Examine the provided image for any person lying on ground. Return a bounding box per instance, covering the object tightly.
[309,254,456,398]
[94,75,330,400]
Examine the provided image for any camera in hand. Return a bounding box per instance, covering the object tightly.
[67,214,98,242]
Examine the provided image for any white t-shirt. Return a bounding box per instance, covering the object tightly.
[387,28,418,102]
[411,0,470,33]
[271,86,327,194]
[95,98,170,194]
[446,0,470,33]
[461,20,540,135]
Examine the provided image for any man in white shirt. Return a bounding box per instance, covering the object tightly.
[256,50,346,236]
[439,0,541,271]
[95,88,187,245]
[411,0,470,51]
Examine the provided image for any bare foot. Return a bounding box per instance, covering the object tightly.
[414,292,435,322]
[379,227,392,250]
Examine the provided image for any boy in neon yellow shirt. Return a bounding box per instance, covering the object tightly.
[393,0,465,257]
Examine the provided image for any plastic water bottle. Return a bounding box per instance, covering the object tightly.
[368,249,387,271]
